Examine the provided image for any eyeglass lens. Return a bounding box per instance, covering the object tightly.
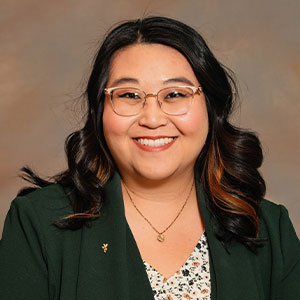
[110,87,194,116]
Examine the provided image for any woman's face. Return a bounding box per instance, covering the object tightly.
[103,43,209,182]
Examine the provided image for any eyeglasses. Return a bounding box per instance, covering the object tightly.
[104,86,202,116]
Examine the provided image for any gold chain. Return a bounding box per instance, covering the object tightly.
[122,180,194,242]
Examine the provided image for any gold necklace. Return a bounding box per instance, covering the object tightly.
[122,181,194,242]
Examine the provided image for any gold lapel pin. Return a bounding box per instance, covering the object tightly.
[102,243,108,253]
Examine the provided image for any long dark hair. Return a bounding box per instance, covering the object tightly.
[19,16,266,251]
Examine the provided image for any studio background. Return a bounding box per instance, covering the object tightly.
[1,0,299,237]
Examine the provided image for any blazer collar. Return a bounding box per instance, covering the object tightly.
[194,175,262,300]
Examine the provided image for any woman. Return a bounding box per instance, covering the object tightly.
[0,16,299,300]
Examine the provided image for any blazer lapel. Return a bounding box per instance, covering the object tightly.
[75,172,154,300]
[195,178,262,300]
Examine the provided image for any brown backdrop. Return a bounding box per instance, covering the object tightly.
[1,0,299,237]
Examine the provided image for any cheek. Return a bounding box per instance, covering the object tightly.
[102,100,125,140]
[176,102,209,139]
[103,113,120,140]
[102,113,124,166]
[102,106,121,158]
[102,101,134,153]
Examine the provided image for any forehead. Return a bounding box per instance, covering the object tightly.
[107,43,199,87]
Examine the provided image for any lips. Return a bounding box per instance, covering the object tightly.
[132,136,177,152]
[136,137,174,147]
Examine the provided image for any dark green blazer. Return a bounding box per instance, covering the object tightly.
[0,172,299,300]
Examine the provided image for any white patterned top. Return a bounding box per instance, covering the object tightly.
[143,232,211,300]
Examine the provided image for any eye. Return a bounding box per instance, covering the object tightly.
[165,91,187,98]
[118,92,141,99]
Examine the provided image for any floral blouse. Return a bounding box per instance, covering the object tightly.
[143,231,211,300]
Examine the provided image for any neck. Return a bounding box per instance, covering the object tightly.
[120,168,195,206]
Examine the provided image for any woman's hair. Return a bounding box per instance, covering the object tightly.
[20,16,266,251]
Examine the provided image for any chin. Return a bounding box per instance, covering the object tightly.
[132,165,180,182]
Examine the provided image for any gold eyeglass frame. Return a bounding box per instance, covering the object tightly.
[104,85,203,116]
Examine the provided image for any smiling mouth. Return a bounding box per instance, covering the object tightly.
[133,137,176,148]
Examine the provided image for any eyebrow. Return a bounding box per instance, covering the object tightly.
[163,77,195,86]
[110,76,195,87]
[110,77,139,87]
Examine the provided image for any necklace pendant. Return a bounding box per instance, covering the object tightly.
[157,233,165,242]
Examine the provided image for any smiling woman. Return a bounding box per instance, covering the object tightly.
[0,16,299,300]
[103,44,208,184]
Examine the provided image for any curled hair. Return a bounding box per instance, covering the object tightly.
[19,16,266,251]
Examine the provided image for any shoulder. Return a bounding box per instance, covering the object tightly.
[259,199,300,277]
[9,184,73,227]
[1,184,75,257]
[13,183,70,207]
[259,198,298,243]
[259,199,287,224]
[260,198,287,214]
[0,184,76,298]
[259,199,297,237]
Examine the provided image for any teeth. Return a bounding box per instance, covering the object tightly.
[149,139,154,147]
[136,137,174,147]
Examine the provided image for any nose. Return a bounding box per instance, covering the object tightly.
[138,94,168,128]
